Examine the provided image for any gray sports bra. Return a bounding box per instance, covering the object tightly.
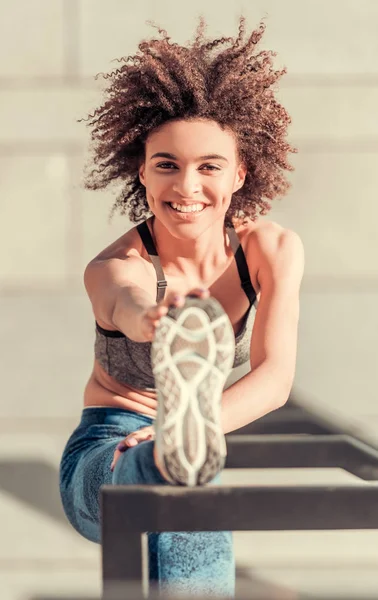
[94,220,258,391]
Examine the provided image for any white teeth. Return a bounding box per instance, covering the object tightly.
[170,202,205,213]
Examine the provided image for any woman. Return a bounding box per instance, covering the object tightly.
[60,15,305,597]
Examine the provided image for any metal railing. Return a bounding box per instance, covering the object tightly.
[101,398,378,598]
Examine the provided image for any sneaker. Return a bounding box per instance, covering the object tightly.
[151,295,235,486]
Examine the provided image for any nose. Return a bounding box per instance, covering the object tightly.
[172,168,201,198]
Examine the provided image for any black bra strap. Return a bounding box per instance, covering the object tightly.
[226,226,256,305]
[136,220,167,303]
[136,219,255,306]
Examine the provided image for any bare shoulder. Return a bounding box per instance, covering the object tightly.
[88,223,145,264]
[235,218,305,287]
[84,222,151,292]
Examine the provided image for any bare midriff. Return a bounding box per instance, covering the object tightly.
[83,359,158,419]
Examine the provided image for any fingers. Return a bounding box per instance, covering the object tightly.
[141,305,168,341]
[145,304,169,321]
[187,287,210,299]
[164,288,210,308]
[141,288,211,342]
[150,288,210,315]
[110,448,124,472]
[164,291,186,308]
[110,426,155,471]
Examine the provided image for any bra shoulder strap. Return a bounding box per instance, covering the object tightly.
[136,220,167,303]
[226,225,257,305]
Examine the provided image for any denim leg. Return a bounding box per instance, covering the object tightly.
[60,409,235,597]
[60,438,117,544]
[112,440,168,584]
[113,440,235,597]
[157,530,235,598]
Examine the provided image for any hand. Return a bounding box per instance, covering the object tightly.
[110,425,155,472]
[138,287,210,342]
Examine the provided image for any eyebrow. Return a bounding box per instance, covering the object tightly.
[150,152,229,163]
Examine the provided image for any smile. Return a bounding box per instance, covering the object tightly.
[168,202,206,213]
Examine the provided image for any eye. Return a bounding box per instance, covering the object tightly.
[156,162,220,171]
[156,162,177,169]
[200,164,220,171]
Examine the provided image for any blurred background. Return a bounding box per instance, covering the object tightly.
[1,1,378,599]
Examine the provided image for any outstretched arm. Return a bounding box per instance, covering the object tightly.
[221,227,305,434]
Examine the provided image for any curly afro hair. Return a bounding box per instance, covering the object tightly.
[82,15,297,226]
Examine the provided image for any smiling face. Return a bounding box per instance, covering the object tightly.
[138,118,247,238]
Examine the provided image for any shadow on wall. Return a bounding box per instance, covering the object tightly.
[0,459,68,526]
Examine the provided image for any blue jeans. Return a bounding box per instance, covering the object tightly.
[59,407,235,597]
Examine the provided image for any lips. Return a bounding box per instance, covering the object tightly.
[167,201,208,211]
[166,202,208,218]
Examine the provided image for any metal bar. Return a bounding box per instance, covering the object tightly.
[102,483,378,594]
[102,532,143,599]
[290,395,378,451]
[344,438,378,480]
[233,405,330,435]
[101,488,144,597]
[226,434,345,468]
[101,484,378,533]
[225,434,378,480]
[235,418,328,435]
[101,400,378,594]
[232,400,378,477]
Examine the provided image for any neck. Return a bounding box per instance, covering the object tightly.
[150,216,233,284]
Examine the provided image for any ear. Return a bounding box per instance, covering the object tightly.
[139,162,146,187]
[233,161,247,193]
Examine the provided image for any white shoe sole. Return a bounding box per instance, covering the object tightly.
[151,296,235,486]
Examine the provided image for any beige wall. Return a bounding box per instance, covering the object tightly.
[1,2,378,598]
[1,0,378,418]
[2,1,378,288]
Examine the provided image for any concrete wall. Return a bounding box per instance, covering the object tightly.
[1,1,378,599]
